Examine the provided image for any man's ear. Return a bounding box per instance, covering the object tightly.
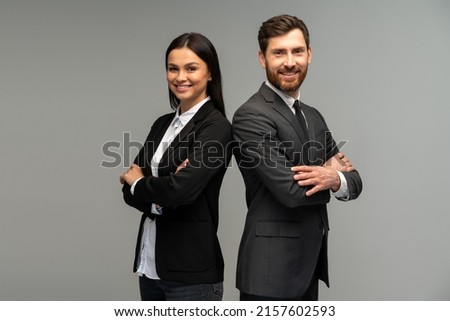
[258,50,266,68]
[307,47,312,64]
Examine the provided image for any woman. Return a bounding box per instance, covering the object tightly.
[120,33,232,301]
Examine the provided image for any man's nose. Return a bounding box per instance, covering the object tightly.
[284,53,295,67]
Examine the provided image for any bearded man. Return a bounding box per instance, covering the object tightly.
[232,14,363,301]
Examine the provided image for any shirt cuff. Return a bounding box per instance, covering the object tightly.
[332,170,349,200]
[151,204,163,215]
[130,177,144,195]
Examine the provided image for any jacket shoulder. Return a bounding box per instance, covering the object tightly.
[201,102,232,128]
[233,91,269,122]
[154,111,176,125]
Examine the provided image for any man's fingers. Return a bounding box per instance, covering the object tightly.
[293,172,312,182]
[305,186,320,196]
[297,177,316,187]
[304,181,328,196]
[291,165,312,172]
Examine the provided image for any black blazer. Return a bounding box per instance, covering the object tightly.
[232,83,362,298]
[122,101,232,284]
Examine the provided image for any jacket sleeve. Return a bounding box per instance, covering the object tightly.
[122,182,151,212]
[120,116,165,213]
[132,118,232,207]
[232,104,330,208]
[341,170,363,201]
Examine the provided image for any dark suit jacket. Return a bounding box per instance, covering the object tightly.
[232,83,362,298]
[122,101,232,284]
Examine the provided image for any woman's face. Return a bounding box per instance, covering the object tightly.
[167,47,211,111]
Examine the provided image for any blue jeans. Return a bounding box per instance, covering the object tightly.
[139,276,223,301]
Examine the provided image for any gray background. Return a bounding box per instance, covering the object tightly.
[1,0,449,300]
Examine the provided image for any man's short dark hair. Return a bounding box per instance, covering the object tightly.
[258,14,310,54]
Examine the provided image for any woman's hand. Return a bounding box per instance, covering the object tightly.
[120,164,144,185]
[176,159,189,174]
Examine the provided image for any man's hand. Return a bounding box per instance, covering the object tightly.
[324,152,354,172]
[120,164,144,186]
[291,153,356,196]
[291,165,341,196]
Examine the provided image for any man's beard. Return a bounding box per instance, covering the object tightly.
[266,66,308,93]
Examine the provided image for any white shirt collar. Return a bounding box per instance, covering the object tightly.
[173,96,211,128]
[265,81,300,110]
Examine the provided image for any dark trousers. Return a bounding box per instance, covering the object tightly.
[139,275,223,301]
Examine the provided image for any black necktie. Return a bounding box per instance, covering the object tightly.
[293,100,309,140]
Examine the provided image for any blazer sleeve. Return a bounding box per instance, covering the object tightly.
[122,182,150,212]
[132,117,232,207]
[341,170,363,201]
[315,108,363,201]
[121,115,168,213]
[232,104,330,208]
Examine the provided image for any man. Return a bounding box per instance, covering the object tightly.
[232,14,363,300]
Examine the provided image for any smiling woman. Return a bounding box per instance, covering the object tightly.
[166,47,212,113]
[165,33,225,117]
[119,33,232,301]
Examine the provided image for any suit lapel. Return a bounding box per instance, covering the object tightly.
[137,114,173,170]
[260,84,309,144]
[158,101,214,167]
[152,115,174,153]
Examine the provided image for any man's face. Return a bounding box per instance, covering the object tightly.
[259,29,312,98]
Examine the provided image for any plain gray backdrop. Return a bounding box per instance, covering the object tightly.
[1,0,449,300]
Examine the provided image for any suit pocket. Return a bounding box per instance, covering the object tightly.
[256,221,301,238]
[159,221,213,272]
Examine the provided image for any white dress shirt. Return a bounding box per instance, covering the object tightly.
[131,97,210,279]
